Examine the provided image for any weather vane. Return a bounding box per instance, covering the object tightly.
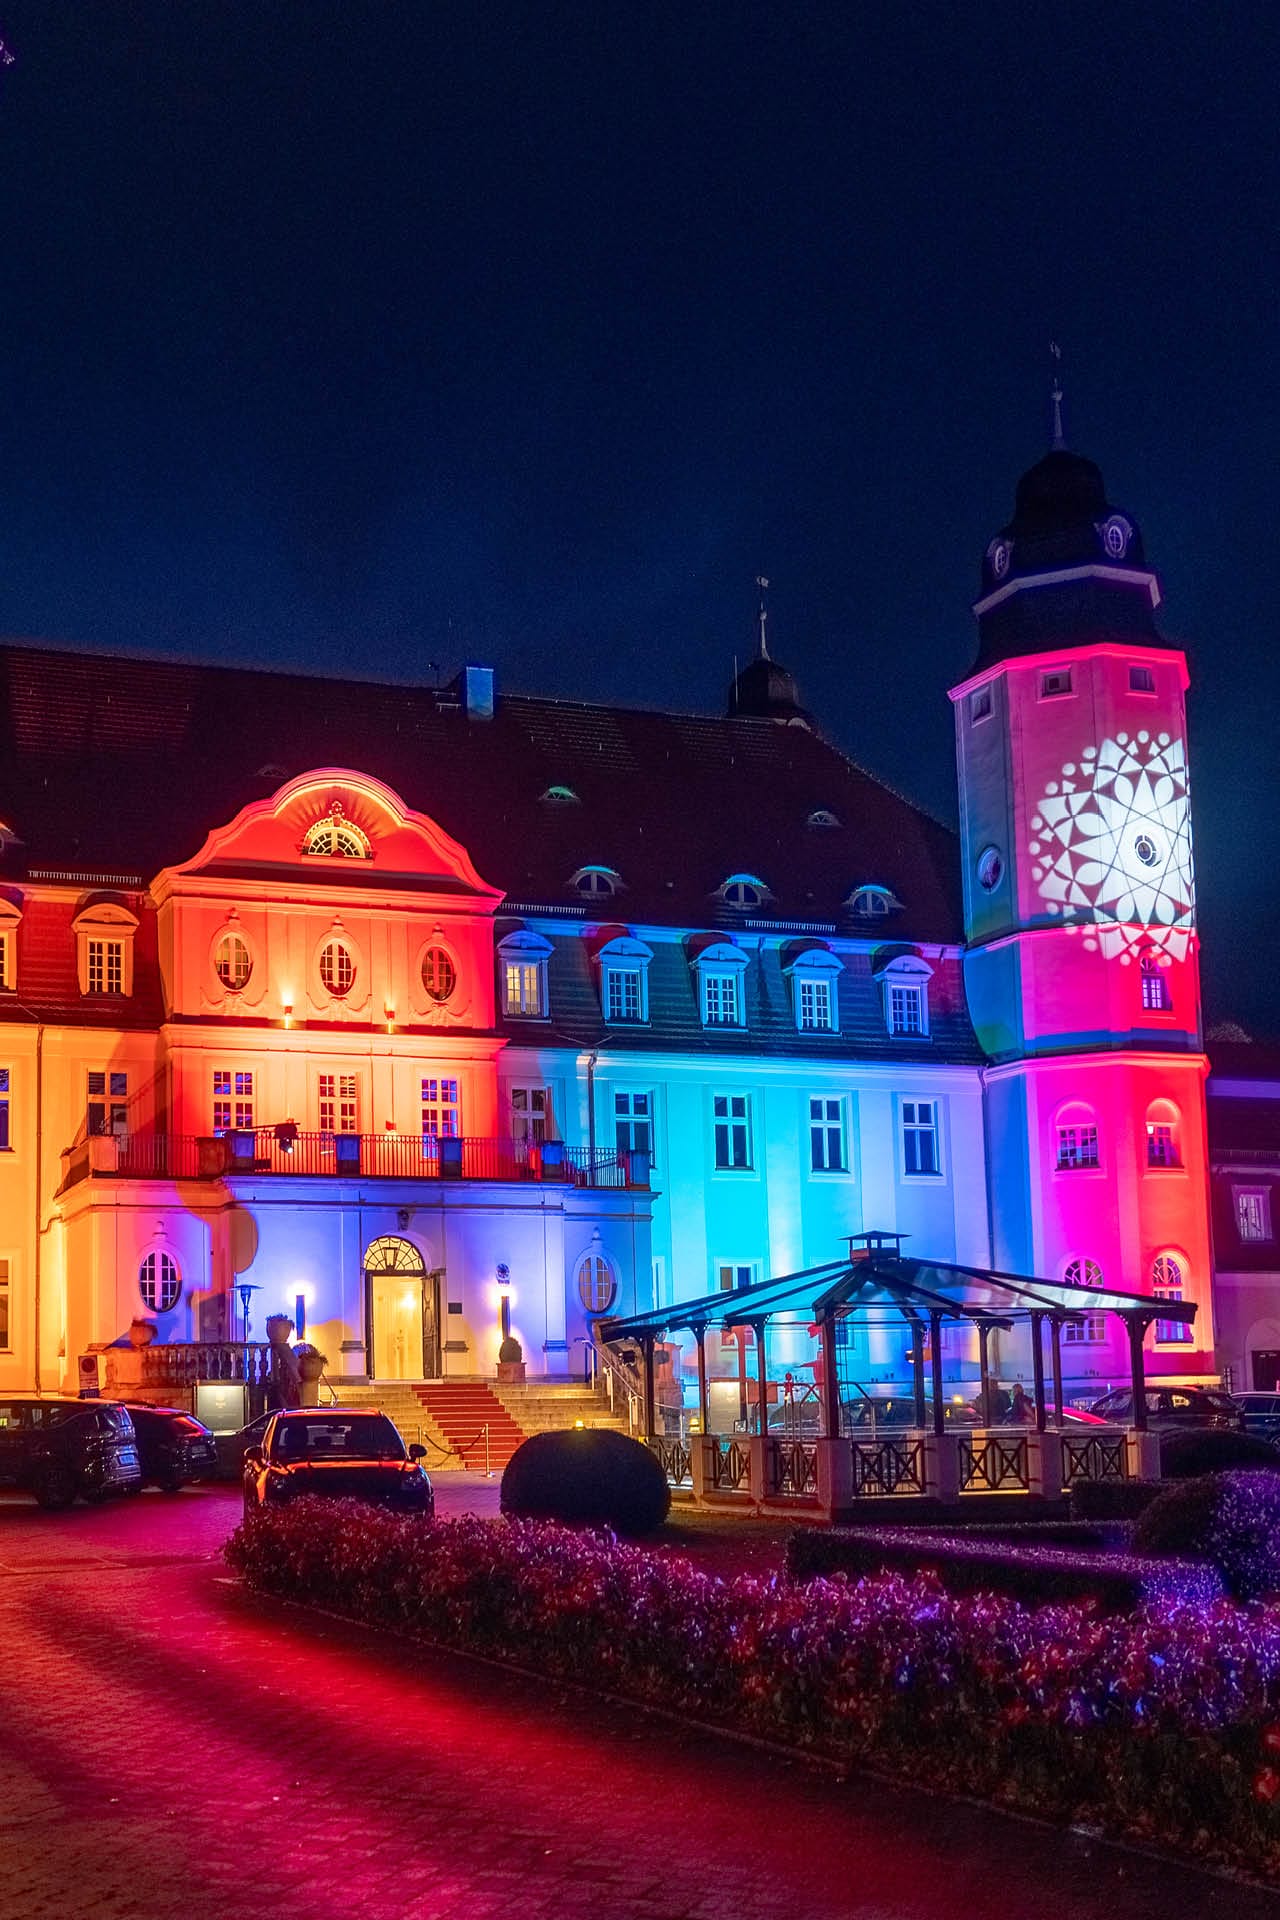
[755,574,770,661]
[1050,340,1066,450]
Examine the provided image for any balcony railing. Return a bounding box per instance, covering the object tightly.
[63,1131,647,1190]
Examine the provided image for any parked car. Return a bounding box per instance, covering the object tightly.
[1234,1393,1280,1443]
[242,1409,434,1519]
[0,1398,142,1509]
[845,1393,981,1430]
[118,1404,218,1492]
[1087,1385,1244,1430]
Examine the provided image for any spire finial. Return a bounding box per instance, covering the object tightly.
[1049,340,1066,450]
[755,574,770,661]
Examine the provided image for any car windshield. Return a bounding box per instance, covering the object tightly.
[271,1416,405,1463]
[1201,1391,1239,1414]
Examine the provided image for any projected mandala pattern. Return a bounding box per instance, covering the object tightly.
[1029,731,1195,960]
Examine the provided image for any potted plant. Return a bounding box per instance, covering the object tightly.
[497,1333,526,1386]
[294,1343,329,1407]
[127,1317,157,1349]
[264,1313,294,1348]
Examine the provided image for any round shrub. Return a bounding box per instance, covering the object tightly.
[1158,1426,1280,1478]
[500,1428,671,1535]
[1135,1468,1280,1600]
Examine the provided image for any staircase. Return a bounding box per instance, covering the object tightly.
[412,1382,527,1473]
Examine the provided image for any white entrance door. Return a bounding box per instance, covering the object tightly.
[371,1273,426,1380]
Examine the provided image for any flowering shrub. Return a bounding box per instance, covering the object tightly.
[1136,1471,1280,1602]
[228,1500,1280,1880]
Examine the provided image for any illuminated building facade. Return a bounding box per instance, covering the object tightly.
[0,435,1226,1401]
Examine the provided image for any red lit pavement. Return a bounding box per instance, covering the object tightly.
[0,1485,1271,1920]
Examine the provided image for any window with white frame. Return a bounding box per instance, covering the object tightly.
[848,885,901,919]
[785,948,842,1033]
[214,932,252,992]
[0,1069,8,1151]
[717,1261,758,1292]
[87,938,124,996]
[420,946,457,1003]
[421,1078,460,1138]
[614,1091,653,1162]
[74,902,137,999]
[499,930,552,1019]
[901,1099,940,1176]
[318,1073,359,1133]
[1062,1258,1107,1343]
[799,978,833,1030]
[717,874,768,910]
[605,967,643,1023]
[875,953,932,1038]
[0,1256,8,1350]
[1152,1254,1193,1344]
[138,1250,181,1313]
[702,971,741,1026]
[576,1251,617,1315]
[1146,1119,1179,1168]
[302,805,371,858]
[570,866,622,899]
[212,1069,255,1134]
[712,1093,752,1170]
[87,1071,128,1137]
[510,1085,549,1146]
[889,982,925,1035]
[1056,1121,1100,1170]
[1140,952,1172,1011]
[0,902,17,993]
[1236,1188,1274,1242]
[319,939,356,998]
[809,1096,847,1172]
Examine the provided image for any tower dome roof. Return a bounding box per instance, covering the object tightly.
[727,654,809,724]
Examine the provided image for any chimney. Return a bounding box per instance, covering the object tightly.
[455,663,495,721]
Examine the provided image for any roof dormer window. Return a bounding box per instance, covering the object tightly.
[570,866,622,899]
[540,785,580,806]
[848,884,901,920]
[73,899,139,999]
[717,874,769,910]
[806,809,840,829]
[301,802,371,859]
[873,950,933,1039]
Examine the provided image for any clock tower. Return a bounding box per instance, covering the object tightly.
[951,439,1215,1386]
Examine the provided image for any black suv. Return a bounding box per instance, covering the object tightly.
[0,1398,142,1508]
[118,1405,219,1492]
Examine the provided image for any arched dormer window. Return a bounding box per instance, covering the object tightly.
[301,803,372,860]
[1054,1099,1100,1172]
[0,895,22,995]
[498,928,553,1019]
[806,809,840,829]
[1146,1097,1181,1169]
[848,884,902,920]
[872,950,932,1038]
[73,897,140,999]
[716,873,769,911]
[783,944,843,1034]
[570,865,622,900]
[689,939,749,1030]
[596,934,653,1026]
[540,784,579,806]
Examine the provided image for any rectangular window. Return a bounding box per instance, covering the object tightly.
[318,1073,359,1133]
[901,1099,940,1177]
[0,935,9,993]
[712,1093,752,1170]
[510,1086,548,1146]
[969,685,993,724]
[1040,669,1072,698]
[888,984,924,1035]
[702,972,741,1027]
[605,968,643,1024]
[1129,665,1156,692]
[212,1069,254,1134]
[1155,1291,1193,1345]
[716,1262,757,1292]
[504,961,544,1018]
[87,1071,128,1136]
[797,977,833,1032]
[1236,1188,1274,1242]
[1141,969,1172,1011]
[0,1068,8,1151]
[809,1096,846,1172]
[0,1257,8,1351]
[614,1091,653,1162]
[421,1077,460,1138]
[1056,1124,1099,1170]
[1062,1313,1108,1346]
[86,939,124,995]
[1146,1123,1178,1168]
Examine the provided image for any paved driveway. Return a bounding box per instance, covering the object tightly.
[0,1485,1273,1920]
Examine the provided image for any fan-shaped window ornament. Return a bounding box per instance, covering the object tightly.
[363,1236,425,1275]
[215,933,252,992]
[718,873,768,910]
[540,785,580,805]
[319,939,356,997]
[302,803,372,860]
[848,885,901,919]
[570,866,622,899]
[139,1250,181,1313]
[806,809,840,829]
[421,946,457,1003]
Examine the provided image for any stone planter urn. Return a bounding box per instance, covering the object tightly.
[294,1345,328,1409]
[496,1335,526,1386]
[264,1313,294,1349]
[127,1318,157,1349]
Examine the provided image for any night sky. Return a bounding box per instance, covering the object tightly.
[0,4,1276,1035]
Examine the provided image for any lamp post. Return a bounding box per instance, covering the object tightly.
[237,1283,259,1368]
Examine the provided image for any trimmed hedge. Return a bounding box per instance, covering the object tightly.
[1161,1429,1280,1479]
[500,1427,671,1535]
[1068,1477,1164,1522]
[228,1499,1280,1881]
[1136,1471,1280,1602]
[786,1523,1219,1610]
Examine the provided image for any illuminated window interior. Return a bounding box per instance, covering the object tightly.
[302,805,371,858]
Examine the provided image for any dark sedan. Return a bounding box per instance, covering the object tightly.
[0,1398,142,1508]
[118,1404,219,1492]
[1087,1385,1243,1430]
[242,1410,434,1519]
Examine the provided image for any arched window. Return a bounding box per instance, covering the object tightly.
[302,805,371,859]
[848,885,901,919]
[1153,1254,1193,1345]
[806,809,840,829]
[540,785,579,805]
[717,873,768,910]
[139,1250,181,1313]
[576,1250,617,1315]
[1146,1099,1181,1169]
[214,932,252,992]
[421,946,457,1002]
[363,1236,425,1274]
[1061,1257,1106,1344]
[1140,951,1172,1012]
[1054,1101,1100,1171]
[319,939,356,998]
[570,865,622,899]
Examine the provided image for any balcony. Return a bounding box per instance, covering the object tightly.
[61,1131,649,1191]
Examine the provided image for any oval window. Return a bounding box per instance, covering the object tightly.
[977,847,1004,892]
[139,1250,180,1313]
[421,947,457,1003]
[215,933,252,992]
[576,1254,616,1316]
[319,940,355,998]
[1134,834,1158,868]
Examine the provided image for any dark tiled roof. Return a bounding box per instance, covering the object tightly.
[0,642,963,942]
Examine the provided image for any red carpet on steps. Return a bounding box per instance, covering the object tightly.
[413,1383,526,1471]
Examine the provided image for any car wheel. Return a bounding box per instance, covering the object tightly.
[34,1465,76,1511]
[158,1477,185,1495]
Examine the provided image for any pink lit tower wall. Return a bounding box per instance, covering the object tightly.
[950,434,1214,1386]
